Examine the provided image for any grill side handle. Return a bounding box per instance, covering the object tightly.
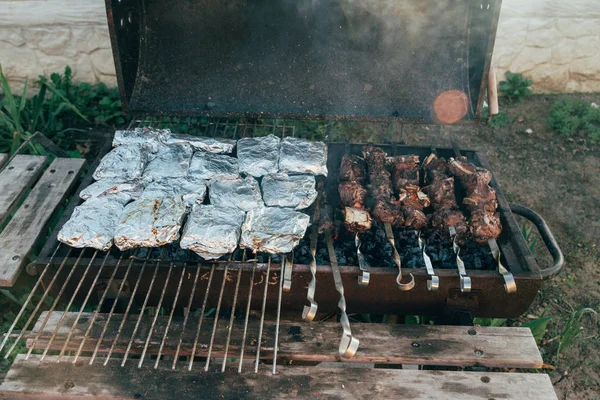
[509,203,564,280]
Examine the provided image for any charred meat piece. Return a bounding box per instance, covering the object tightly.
[363,146,404,228]
[339,154,367,183]
[338,181,368,209]
[423,154,469,243]
[447,157,502,244]
[389,155,420,190]
[387,154,429,230]
[343,207,373,233]
[315,181,334,234]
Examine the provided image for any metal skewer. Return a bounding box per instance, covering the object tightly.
[488,239,517,293]
[325,229,359,357]
[417,231,439,291]
[355,232,370,286]
[383,223,415,291]
[302,229,319,321]
[272,254,285,374]
[282,252,293,292]
[448,227,472,292]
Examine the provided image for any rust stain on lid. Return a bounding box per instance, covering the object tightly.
[433,90,469,124]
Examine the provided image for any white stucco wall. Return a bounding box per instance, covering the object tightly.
[1,0,599,94]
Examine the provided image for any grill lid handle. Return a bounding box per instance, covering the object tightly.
[509,203,565,280]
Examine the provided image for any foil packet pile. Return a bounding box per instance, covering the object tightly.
[59,127,329,257]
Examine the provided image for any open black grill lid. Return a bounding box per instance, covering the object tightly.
[106,0,501,122]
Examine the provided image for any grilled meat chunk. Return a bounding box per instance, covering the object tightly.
[339,154,367,183]
[339,181,368,209]
[387,154,430,230]
[315,181,334,234]
[343,207,373,233]
[389,155,420,190]
[423,154,469,243]
[447,157,502,244]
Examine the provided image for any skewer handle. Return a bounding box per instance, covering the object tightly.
[355,232,370,286]
[383,223,415,291]
[302,229,319,321]
[417,231,439,292]
[488,239,517,294]
[449,227,472,293]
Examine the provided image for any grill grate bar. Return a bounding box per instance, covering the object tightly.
[74,254,126,363]
[101,253,147,365]
[272,255,284,374]
[155,264,186,369]
[188,264,215,371]
[40,250,99,361]
[0,244,61,355]
[121,258,161,367]
[204,259,230,372]
[26,248,84,360]
[172,265,200,370]
[138,261,174,368]
[238,260,257,373]
[254,256,271,373]
[221,264,243,372]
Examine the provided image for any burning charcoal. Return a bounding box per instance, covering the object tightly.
[180,205,245,260]
[164,134,236,154]
[278,137,328,176]
[112,127,170,150]
[209,176,263,212]
[113,197,187,251]
[240,207,310,254]
[58,197,125,251]
[189,151,239,180]
[237,134,280,177]
[142,144,193,180]
[261,174,317,210]
[93,144,149,181]
[79,178,146,203]
[140,176,207,207]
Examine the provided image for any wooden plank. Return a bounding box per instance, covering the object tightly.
[0,355,558,400]
[0,158,85,287]
[0,155,47,226]
[0,153,7,169]
[28,311,543,369]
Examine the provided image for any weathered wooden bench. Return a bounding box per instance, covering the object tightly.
[0,153,85,287]
[0,311,558,399]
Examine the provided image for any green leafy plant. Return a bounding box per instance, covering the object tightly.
[498,71,533,103]
[481,107,511,129]
[555,308,597,364]
[521,221,538,252]
[521,316,552,344]
[547,99,600,144]
[0,65,128,155]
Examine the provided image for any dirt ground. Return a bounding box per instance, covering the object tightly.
[333,94,600,399]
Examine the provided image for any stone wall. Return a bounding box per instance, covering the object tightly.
[1,0,599,94]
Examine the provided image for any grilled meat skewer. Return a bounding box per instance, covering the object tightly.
[447,157,502,244]
[338,154,372,286]
[362,146,416,290]
[423,154,471,292]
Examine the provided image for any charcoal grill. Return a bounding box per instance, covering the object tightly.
[1,0,564,389]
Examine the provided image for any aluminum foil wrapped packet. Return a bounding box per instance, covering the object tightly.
[142,144,193,180]
[237,134,280,177]
[189,151,239,180]
[57,198,125,251]
[113,197,187,251]
[278,137,328,176]
[79,178,146,203]
[164,134,236,154]
[209,176,263,212]
[261,173,317,210]
[140,176,207,207]
[180,205,245,260]
[240,207,310,254]
[93,144,149,181]
[112,127,171,151]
